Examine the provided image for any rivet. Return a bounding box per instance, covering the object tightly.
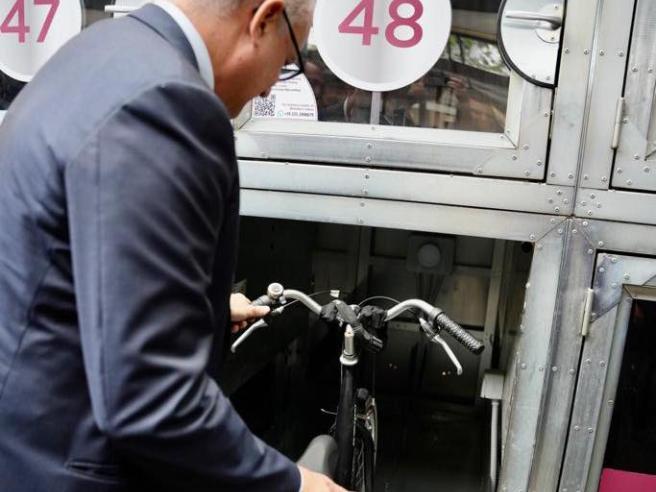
[584,49,590,55]
[586,359,592,364]
[598,241,605,248]
[365,174,371,179]
[634,154,640,160]
[597,203,602,208]
[599,267,606,273]
[546,75,552,80]
[632,66,639,72]
[550,218,557,224]
[525,170,531,176]
[588,428,594,434]
[581,201,588,206]
[584,174,589,180]
[544,112,550,117]
[477,167,484,174]
[555,207,561,213]
[362,190,369,196]
[568,173,574,179]
[602,176,608,182]
[565,48,570,54]
[624,273,630,281]
[521,363,527,369]
[366,143,373,149]
[627,179,633,185]
[552,366,558,372]
[617,168,623,174]
[365,156,372,163]
[587,210,594,216]
[572,228,577,234]
[529,234,536,241]
[619,51,625,57]
[608,400,614,406]
[590,193,596,199]
[537,160,543,166]
[550,172,557,178]
[622,118,629,124]
[537,244,543,250]
[539,366,544,372]
[512,155,518,161]
[549,198,554,204]
[358,219,364,225]
[557,190,563,196]
[569,369,576,375]
[574,425,581,431]
[644,167,651,173]
[360,202,365,207]
[649,67,654,74]
[588,249,594,255]
[611,257,618,263]
[558,228,564,234]
[523,144,529,150]
[506,129,511,134]
[582,221,589,227]
[600,50,605,56]
[600,361,606,367]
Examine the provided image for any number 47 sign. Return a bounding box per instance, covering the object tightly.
[314,0,452,92]
[0,0,82,82]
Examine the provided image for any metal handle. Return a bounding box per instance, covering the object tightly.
[104,5,139,14]
[505,11,563,30]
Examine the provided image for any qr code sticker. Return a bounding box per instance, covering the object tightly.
[253,94,276,118]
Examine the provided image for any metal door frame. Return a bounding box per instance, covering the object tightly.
[559,252,656,492]
[242,189,572,492]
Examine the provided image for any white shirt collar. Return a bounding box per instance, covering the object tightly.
[151,0,215,90]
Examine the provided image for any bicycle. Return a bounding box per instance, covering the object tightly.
[231,283,485,491]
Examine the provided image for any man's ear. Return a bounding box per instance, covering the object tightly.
[249,0,285,40]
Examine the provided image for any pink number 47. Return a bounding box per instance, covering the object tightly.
[1,0,60,44]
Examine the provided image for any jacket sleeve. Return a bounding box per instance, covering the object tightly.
[65,80,301,492]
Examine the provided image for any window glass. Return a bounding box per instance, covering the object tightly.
[254,0,509,133]
[1,0,111,110]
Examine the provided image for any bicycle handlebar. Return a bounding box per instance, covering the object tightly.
[231,284,485,355]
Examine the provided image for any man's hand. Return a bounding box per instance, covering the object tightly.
[230,293,270,333]
[299,466,350,492]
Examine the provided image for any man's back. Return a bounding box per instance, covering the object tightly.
[0,5,299,491]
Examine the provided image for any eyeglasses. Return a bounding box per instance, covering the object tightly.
[279,9,305,81]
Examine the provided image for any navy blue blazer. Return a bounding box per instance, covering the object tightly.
[0,5,300,491]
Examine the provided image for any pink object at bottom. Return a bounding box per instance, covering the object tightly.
[599,468,656,492]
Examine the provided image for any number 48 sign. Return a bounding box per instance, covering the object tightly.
[0,0,82,82]
[314,0,452,92]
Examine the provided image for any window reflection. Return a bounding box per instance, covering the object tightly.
[268,0,510,133]
[1,1,112,110]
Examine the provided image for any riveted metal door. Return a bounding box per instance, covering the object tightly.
[559,253,656,492]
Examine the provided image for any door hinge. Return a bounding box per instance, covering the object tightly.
[581,288,595,337]
[611,97,625,150]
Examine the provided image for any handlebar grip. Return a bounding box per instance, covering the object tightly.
[251,295,272,307]
[434,313,485,355]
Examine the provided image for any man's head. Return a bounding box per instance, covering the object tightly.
[175,0,315,117]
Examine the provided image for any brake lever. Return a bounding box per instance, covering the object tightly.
[230,306,284,353]
[418,317,463,376]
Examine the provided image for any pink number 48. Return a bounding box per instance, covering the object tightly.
[338,0,424,48]
[1,0,60,44]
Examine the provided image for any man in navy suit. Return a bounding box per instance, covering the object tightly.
[0,1,346,490]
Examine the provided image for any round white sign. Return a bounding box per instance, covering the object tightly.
[0,0,83,82]
[314,0,452,92]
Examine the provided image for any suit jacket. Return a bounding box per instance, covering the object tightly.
[0,5,300,491]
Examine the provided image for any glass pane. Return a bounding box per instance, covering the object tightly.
[256,0,509,133]
[0,1,112,110]
[599,300,656,491]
